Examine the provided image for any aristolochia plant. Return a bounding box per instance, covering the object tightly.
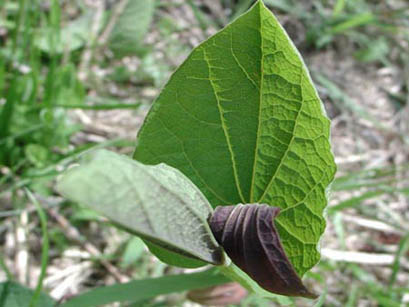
[58,0,336,301]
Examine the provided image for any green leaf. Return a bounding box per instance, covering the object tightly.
[0,281,55,307]
[60,268,230,307]
[121,237,145,268]
[35,12,97,53]
[144,240,208,268]
[134,0,336,277]
[57,149,223,266]
[25,144,49,168]
[354,37,389,63]
[108,0,155,57]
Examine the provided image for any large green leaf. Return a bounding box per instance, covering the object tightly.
[134,0,336,276]
[0,281,55,307]
[57,149,223,266]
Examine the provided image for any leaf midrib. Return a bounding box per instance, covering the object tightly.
[249,2,263,203]
[156,116,232,205]
[252,2,305,204]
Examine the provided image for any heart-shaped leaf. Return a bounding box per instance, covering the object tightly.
[57,149,223,266]
[134,0,336,277]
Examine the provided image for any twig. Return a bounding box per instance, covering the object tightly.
[0,197,61,218]
[48,208,129,283]
[15,210,29,284]
[341,214,405,235]
[321,248,409,268]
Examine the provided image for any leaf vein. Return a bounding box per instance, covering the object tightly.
[229,31,259,90]
[156,116,231,205]
[258,73,304,203]
[202,48,246,203]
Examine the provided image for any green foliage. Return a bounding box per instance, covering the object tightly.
[263,0,405,64]
[0,281,55,307]
[108,0,155,57]
[0,0,82,173]
[35,12,97,53]
[134,0,336,277]
[0,0,150,193]
[120,237,145,269]
[56,2,336,299]
[57,149,223,266]
[354,37,389,63]
[143,240,207,269]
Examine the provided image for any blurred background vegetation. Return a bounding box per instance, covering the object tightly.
[0,0,408,306]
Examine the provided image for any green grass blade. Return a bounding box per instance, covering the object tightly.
[26,189,49,307]
[328,190,385,214]
[332,162,409,191]
[312,286,327,307]
[11,0,27,55]
[345,286,359,307]
[329,184,409,214]
[0,57,5,95]
[332,0,345,16]
[0,124,45,146]
[43,0,61,109]
[333,212,346,249]
[329,12,376,34]
[51,103,140,110]
[389,233,409,288]
[0,79,18,139]
[60,268,230,307]
[0,254,13,281]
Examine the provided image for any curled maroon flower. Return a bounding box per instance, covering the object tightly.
[209,204,317,299]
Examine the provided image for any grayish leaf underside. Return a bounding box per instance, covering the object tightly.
[57,150,223,265]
